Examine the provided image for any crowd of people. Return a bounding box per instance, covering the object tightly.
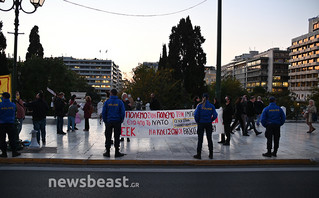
[0,89,317,159]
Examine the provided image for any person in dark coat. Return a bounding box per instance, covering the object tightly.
[230,97,248,136]
[254,96,264,127]
[24,91,49,145]
[83,96,92,131]
[150,93,161,110]
[222,96,233,145]
[245,96,261,136]
[54,92,66,135]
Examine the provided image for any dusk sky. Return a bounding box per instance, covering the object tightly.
[1,0,318,78]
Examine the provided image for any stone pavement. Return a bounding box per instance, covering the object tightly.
[1,117,319,165]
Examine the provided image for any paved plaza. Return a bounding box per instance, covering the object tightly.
[1,116,316,164]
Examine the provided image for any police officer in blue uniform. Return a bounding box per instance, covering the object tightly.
[194,93,218,159]
[0,92,21,158]
[261,96,286,157]
[102,89,126,158]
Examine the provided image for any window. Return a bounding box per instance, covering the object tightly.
[293,41,297,45]
[273,76,281,80]
[314,23,319,30]
[310,36,315,40]
[298,40,303,44]
[261,82,267,86]
[309,59,314,64]
[304,38,308,42]
[283,82,289,87]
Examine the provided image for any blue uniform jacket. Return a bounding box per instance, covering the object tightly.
[260,102,286,127]
[0,98,16,124]
[194,101,218,123]
[102,96,125,123]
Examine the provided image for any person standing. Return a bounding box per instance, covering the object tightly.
[15,91,25,135]
[121,93,131,142]
[193,93,218,159]
[102,89,126,158]
[135,97,143,110]
[245,96,262,136]
[305,99,317,133]
[255,96,264,127]
[67,101,78,132]
[54,92,66,135]
[0,92,21,158]
[24,91,49,145]
[83,96,93,131]
[230,97,248,136]
[222,96,233,146]
[150,93,161,110]
[261,96,286,157]
[68,94,78,130]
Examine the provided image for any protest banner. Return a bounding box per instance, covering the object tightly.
[121,108,224,138]
[0,74,11,102]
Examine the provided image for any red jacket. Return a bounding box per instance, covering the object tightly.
[16,99,25,119]
[83,101,92,119]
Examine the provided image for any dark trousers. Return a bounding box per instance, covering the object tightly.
[0,123,17,152]
[33,119,46,144]
[245,116,258,134]
[224,121,232,143]
[196,123,213,153]
[231,114,246,134]
[105,122,121,149]
[265,124,281,151]
[85,118,90,130]
[57,116,64,133]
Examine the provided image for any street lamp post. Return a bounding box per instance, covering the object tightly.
[0,0,45,100]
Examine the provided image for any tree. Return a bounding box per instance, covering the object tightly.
[26,25,44,60]
[158,44,168,70]
[125,64,191,109]
[209,77,247,105]
[166,16,207,97]
[0,21,9,75]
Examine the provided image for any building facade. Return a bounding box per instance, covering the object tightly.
[288,16,319,101]
[222,48,289,93]
[62,57,122,98]
[204,66,216,85]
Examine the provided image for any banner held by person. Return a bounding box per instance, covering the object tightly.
[121,108,224,138]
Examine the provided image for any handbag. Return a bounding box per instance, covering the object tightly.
[75,113,81,124]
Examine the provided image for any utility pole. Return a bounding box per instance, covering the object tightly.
[215,0,222,102]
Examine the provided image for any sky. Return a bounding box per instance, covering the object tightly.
[1,0,319,79]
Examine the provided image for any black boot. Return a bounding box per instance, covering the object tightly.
[193,152,201,159]
[12,151,21,157]
[115,148,125,158]
[218,134,225,144]
[0,149,7,158]
[272,149,277,157]
[209,151,213,159]
[262,149,272,157]
[103,149,110,157]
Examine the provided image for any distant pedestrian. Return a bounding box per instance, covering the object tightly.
[222,96,233,146]
[121,93,131,142]
[135,97,143,110]
[192,96,201,109]
[150,93,161,110]
[54,92,67,135]
[261,96,286,157]
[68,94,78,130]
[24,91,49,145]
[83,96,93,131]
[213,97,220,109]
[305,99,317,133]
[193,93,218,159]
[15,91,25,135]
[245,96,262,136]
[230,97,248,136]
[255,96,264,127]
[102,89,126,158]
[67,101,78,132]
[0,92,21,158]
